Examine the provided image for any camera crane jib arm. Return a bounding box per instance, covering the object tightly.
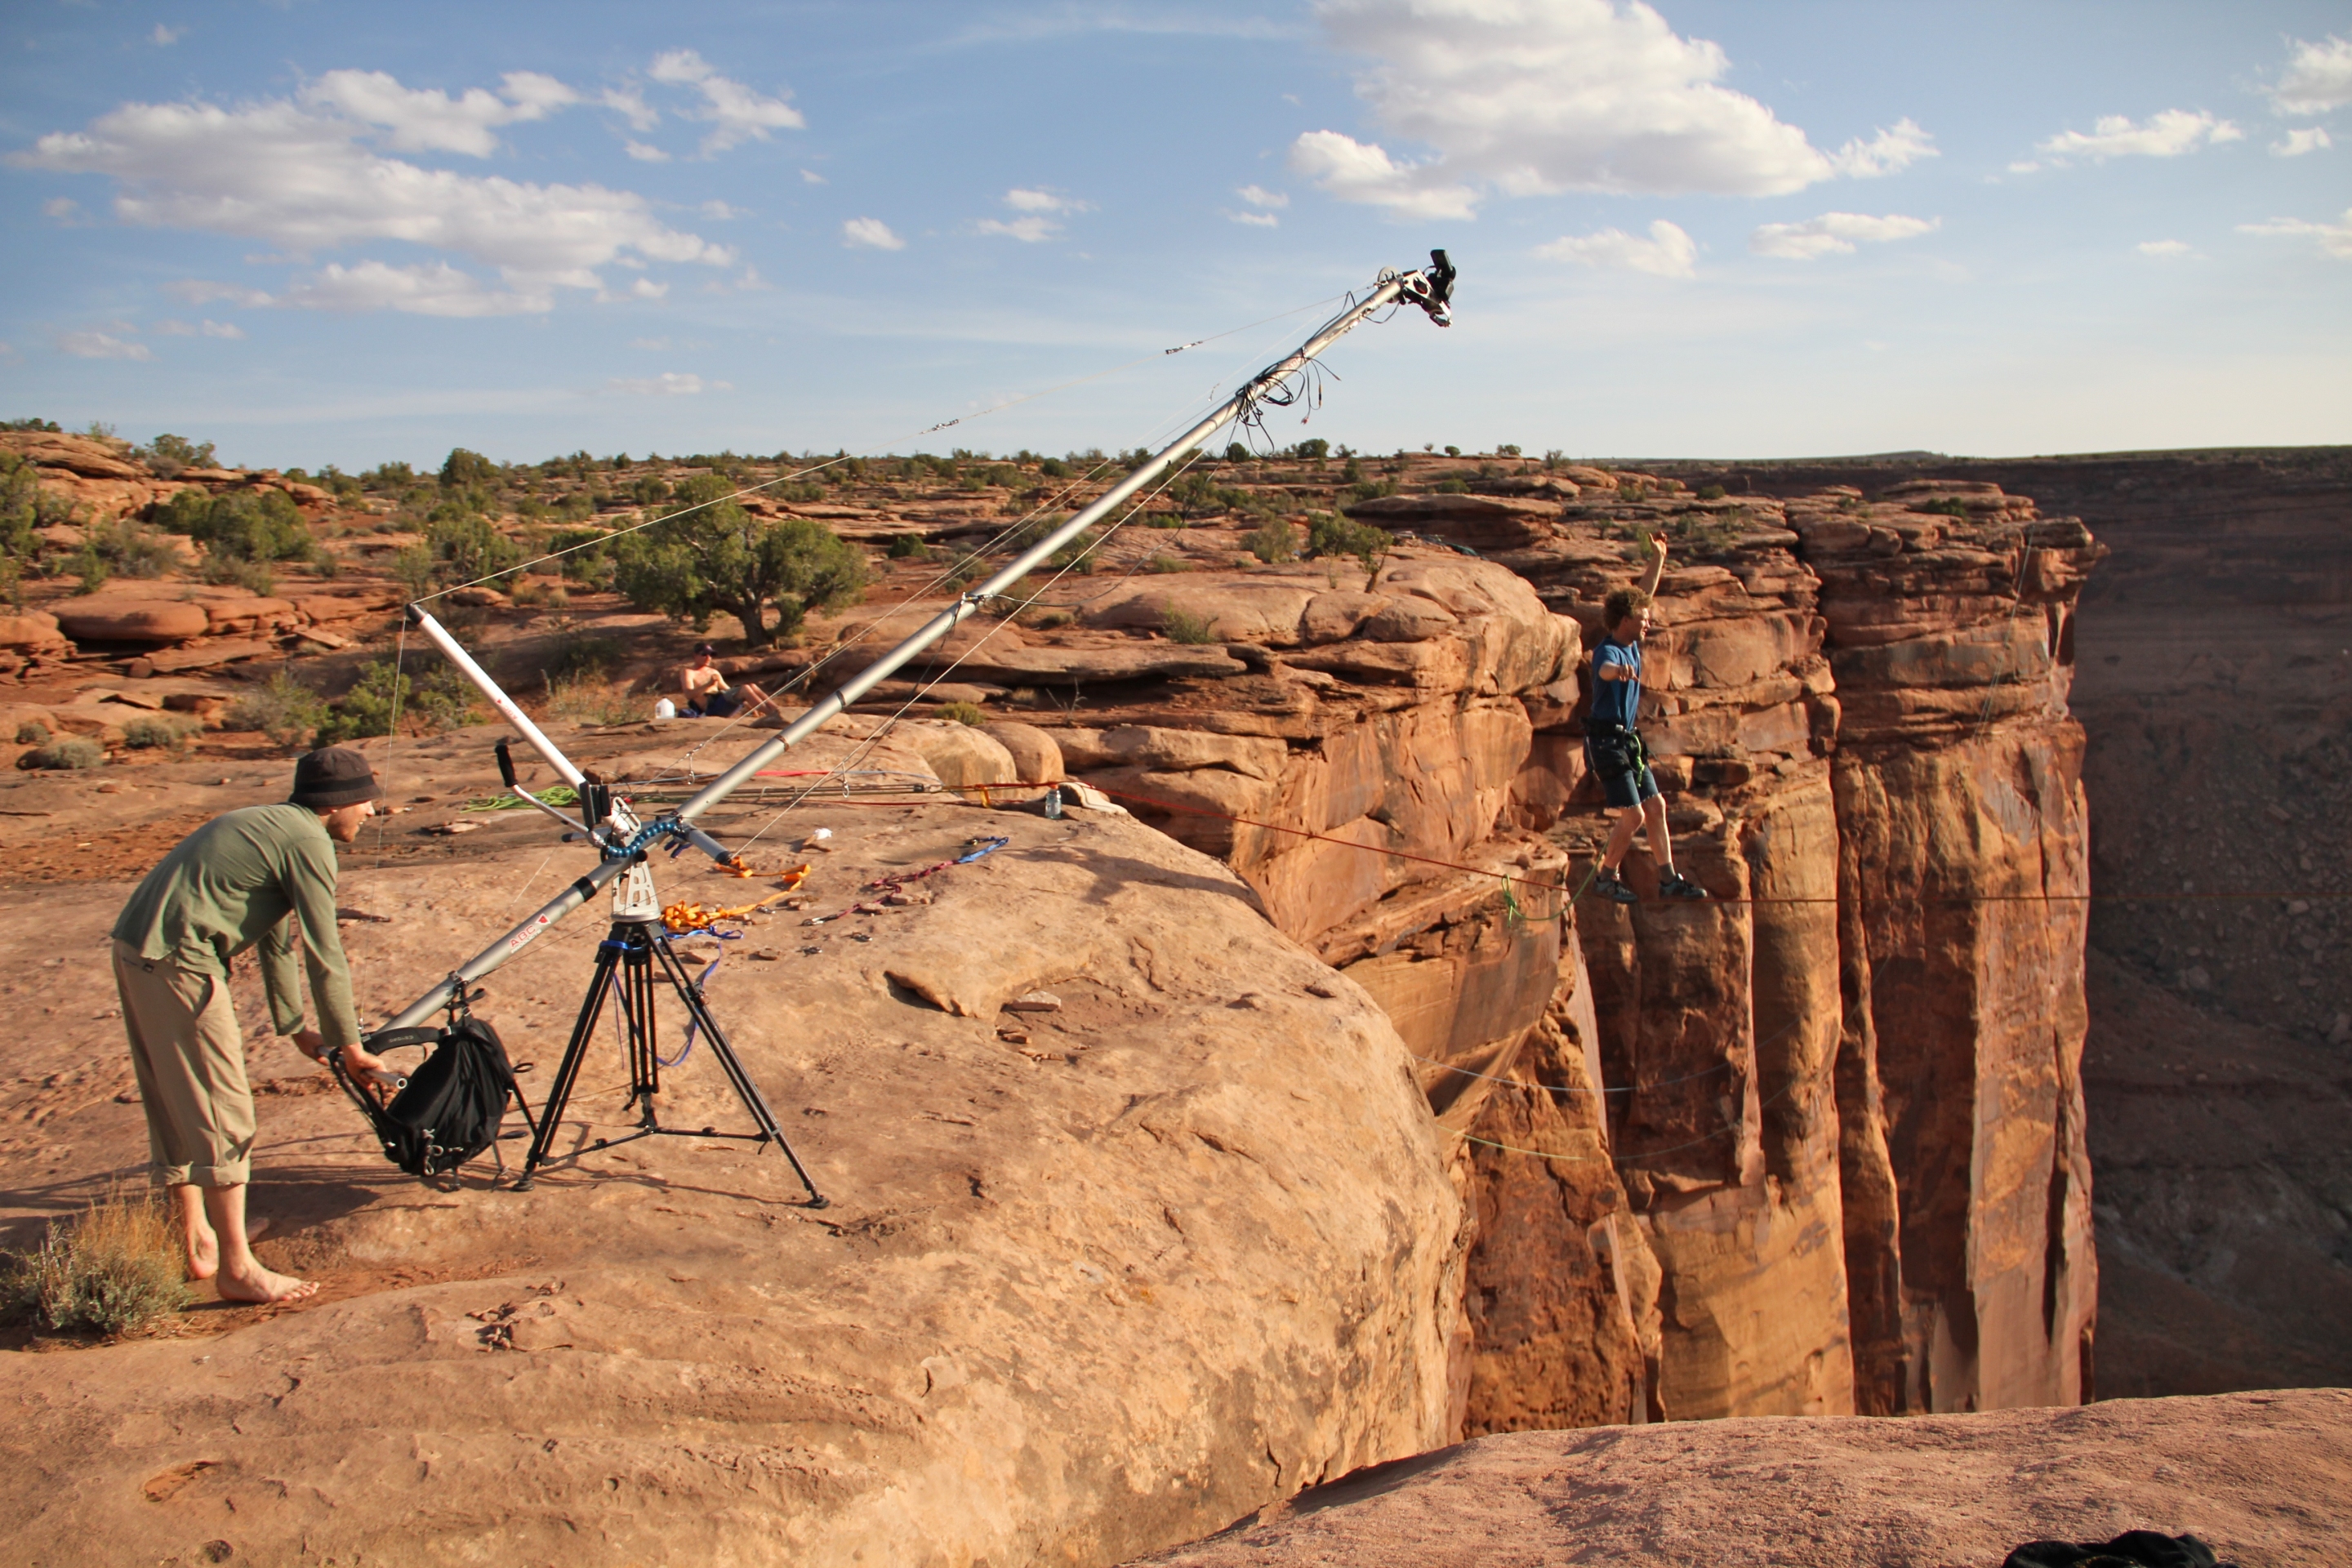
[377,252,1455,1034]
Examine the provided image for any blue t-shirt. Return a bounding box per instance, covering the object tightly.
[1588,635,1642,730]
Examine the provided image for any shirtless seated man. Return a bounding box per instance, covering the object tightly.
[679,644,771,718]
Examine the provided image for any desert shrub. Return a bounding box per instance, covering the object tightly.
[15,719,48,744]
[1038,457,1071,479]
[1695,483,1727,501]
[1,1185,190,1335]
[546,632,621,682]
[1294,438,1330,461]
[439,448,500,491]
[313,656,478,745]
[1307,513,1391,566]
[612,475,866,647]
[225,671,329,746]
[121,713,198,751]
[545,677,639,727]
[134,433,216,479]
[85,518,182,579]
[1913,496,1973,519]
[935,700,986,726]
[1147,554,1191,573]
[200,555,276,595]
[546,527,612,587]
[1443,444,1462,457]
[22,736,104,769]
[69,542,109,591]
[1245,519,1298,564]
[887,533,930,560]
[1434,477,1468,495]
[154,487,313,564]
[1161,607,1220,645]
[425,511,523,586]
[390,546,437,602]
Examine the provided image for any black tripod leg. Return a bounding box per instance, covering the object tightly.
[622,935,662,1126]
[520,940,621,1185]
[651,938,827,1207]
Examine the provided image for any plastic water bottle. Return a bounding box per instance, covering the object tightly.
[653,697,677,720]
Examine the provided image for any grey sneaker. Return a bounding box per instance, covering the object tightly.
[1659,870,1708,901]
[1590,867,1638,905]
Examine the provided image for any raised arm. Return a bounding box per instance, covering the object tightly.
[1641,531,1668,600]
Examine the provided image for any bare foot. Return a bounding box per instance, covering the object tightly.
[215,1263,318,1306]
[184,1225,220,1282]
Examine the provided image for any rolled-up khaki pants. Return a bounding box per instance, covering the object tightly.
[112,940,255,1187]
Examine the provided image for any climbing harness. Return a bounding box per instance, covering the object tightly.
[803,836,1010,925]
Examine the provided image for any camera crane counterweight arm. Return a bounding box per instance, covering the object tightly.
[376,252,1456,1035]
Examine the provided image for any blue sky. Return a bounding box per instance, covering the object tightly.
[3,1,2347,470]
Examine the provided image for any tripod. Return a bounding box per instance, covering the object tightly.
[516,909,826,1205]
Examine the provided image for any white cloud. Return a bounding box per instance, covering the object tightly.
[624,140,670,163]
[2136,239,2194,257]
[2238,207,2352,261]
[1288,130,1477,220]
[2270,35,2352,116]
[150,24,182,46]
[301,69,578,157]
[278,260,555,316]
[842,216,905,250]
[1236,184,1290,209]
[630,278,667,300]
[978,216,1062,243]
[600,87,661,133]
[1227,209,1281,228]
[59,330,154,360]
[630,336,671,350]
[1749,211,1936,260]
[15,91,733,311]
[700,199,746,219]
[605,372,728,396]
[202,318,243,337]
[1535,219,1696,278]
[163,278,272,306]
[2272,127,2332,158]
[42,196,87,224]
[1829,118,1937,178]
[800,167,827,185]
[2033,109,2242,163]
[153,318,195,335]
[1290,0,1933,216]
[648,48,804,154]
[1004,187,1088,213]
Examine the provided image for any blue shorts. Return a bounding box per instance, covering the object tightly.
[1586,734,1659,810]
[688,688,744,717]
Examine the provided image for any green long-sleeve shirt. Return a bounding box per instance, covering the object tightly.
[112,804,362,1049]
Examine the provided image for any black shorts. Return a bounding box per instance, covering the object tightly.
[690,688,744,718]
[1586,732,1660,810]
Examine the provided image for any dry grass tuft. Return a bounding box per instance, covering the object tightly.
[2,1183,192,1336]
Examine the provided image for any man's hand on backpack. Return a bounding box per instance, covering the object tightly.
[294,1028,394,1083]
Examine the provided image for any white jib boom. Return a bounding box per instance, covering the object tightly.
[377,255,1454,1033]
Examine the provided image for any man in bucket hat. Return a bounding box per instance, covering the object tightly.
[111,746,393,1303]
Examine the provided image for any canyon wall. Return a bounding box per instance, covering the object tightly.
[1010,470,2102,1428]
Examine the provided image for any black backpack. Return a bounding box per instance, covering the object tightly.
[336,1017,534,1178]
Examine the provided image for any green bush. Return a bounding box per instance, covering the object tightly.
[935,700,986,726]
[1914,496,1973,519]
[23,736,104,769]
[1147,554,1191,573]
[121,713,198,751]
[69,542,109,591]
[84,518,183,579]
[314,657,478,745]
[1,1185,190,1336]
[1307,513,1391,566]
[1294,438,1330,461]
[14,720,47,745]
[1161,607,1221,645]
[425,510,523,586]
[1695,483,1727,501]
[153,488,314,564]
[390,545,437,602]
[225,671,328,747]
[439,448,499,491]
[200,555,275,595]
[546,527,612,587]
[134,433,216,479]
[611,476,867,647]
[887,533,931,560]
[1245,518,1298,564]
